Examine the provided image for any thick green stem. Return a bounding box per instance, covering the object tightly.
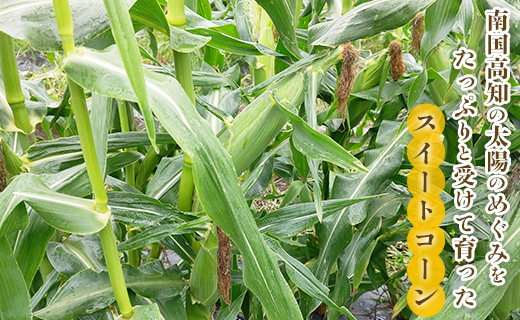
[99,224,133,317]
[174,51,195,212]
[173,51,196,104]
[136,147,165,191]
[69,78,134,318]
[168,0,196,212]
[149,243,162,261]
[0,32,32,134]
[127,228,140,267]
[166,0,187,26]
[68,81,109,210]
[52,0,133,317]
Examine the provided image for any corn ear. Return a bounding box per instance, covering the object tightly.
[219,46,345,174]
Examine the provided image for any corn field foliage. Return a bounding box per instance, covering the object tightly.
[0,0,519,319]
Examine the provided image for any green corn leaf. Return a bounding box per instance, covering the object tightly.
[160,234,196,265]
[0,0,136,52]
[25,132,173,162]
[309,0,435,47]
[141,52,238,89]
[154,295,189,320]
[63,46,305,320]
[12,155,138,289]
[90,94,111,177]
[240,143,285,199]
[35,152,139,195]
[184,8,283,56]
[0,236,31,320]
[461,0,477,33]
[352,239,377,290]
[0,174,111,236]
[421,0,463,60]
[290,136,310,181]
[241,49,329,95]
[302,121,410,314]
[108,191,189,227]
[0,138,23,178]
[34,261,187,320]
[254,0,301,58]
[408,69,428,109]
[30,270,59,312]
[191,246,219,307]
[279,180,305,208]
[117,216,211,251]
[415,188,520,320]
[304,70,325,221]
[352,77,416,103]
[217,289,248,320]
[129,0,169,33]
[14,188,109,234]
[170,26,211,53]
[328,183,408,320]
[47,234,106,277]
[257,195,381,238]
[118,304,162,320]
[102,0,157,151]
[27,149,139,177]
[145,155,184,202]
[272,93,368,173]
[242,154,275,201]
[0,81,48,134]
[13,210,55,287]
[480,0,520,55]
[266,237,357,320]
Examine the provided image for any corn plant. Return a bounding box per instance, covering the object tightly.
[1,0,520,319]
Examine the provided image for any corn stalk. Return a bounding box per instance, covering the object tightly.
[51,0,133,317]
[167,0,196,213]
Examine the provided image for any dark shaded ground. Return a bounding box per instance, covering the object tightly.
[17,50,50,72]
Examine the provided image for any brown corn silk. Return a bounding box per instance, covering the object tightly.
[411,13,425,56]
[505,162,520,196]
[389,40,406,81]
[217,226,231,305]
[0,145,6,192]
[337,42,360,120]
